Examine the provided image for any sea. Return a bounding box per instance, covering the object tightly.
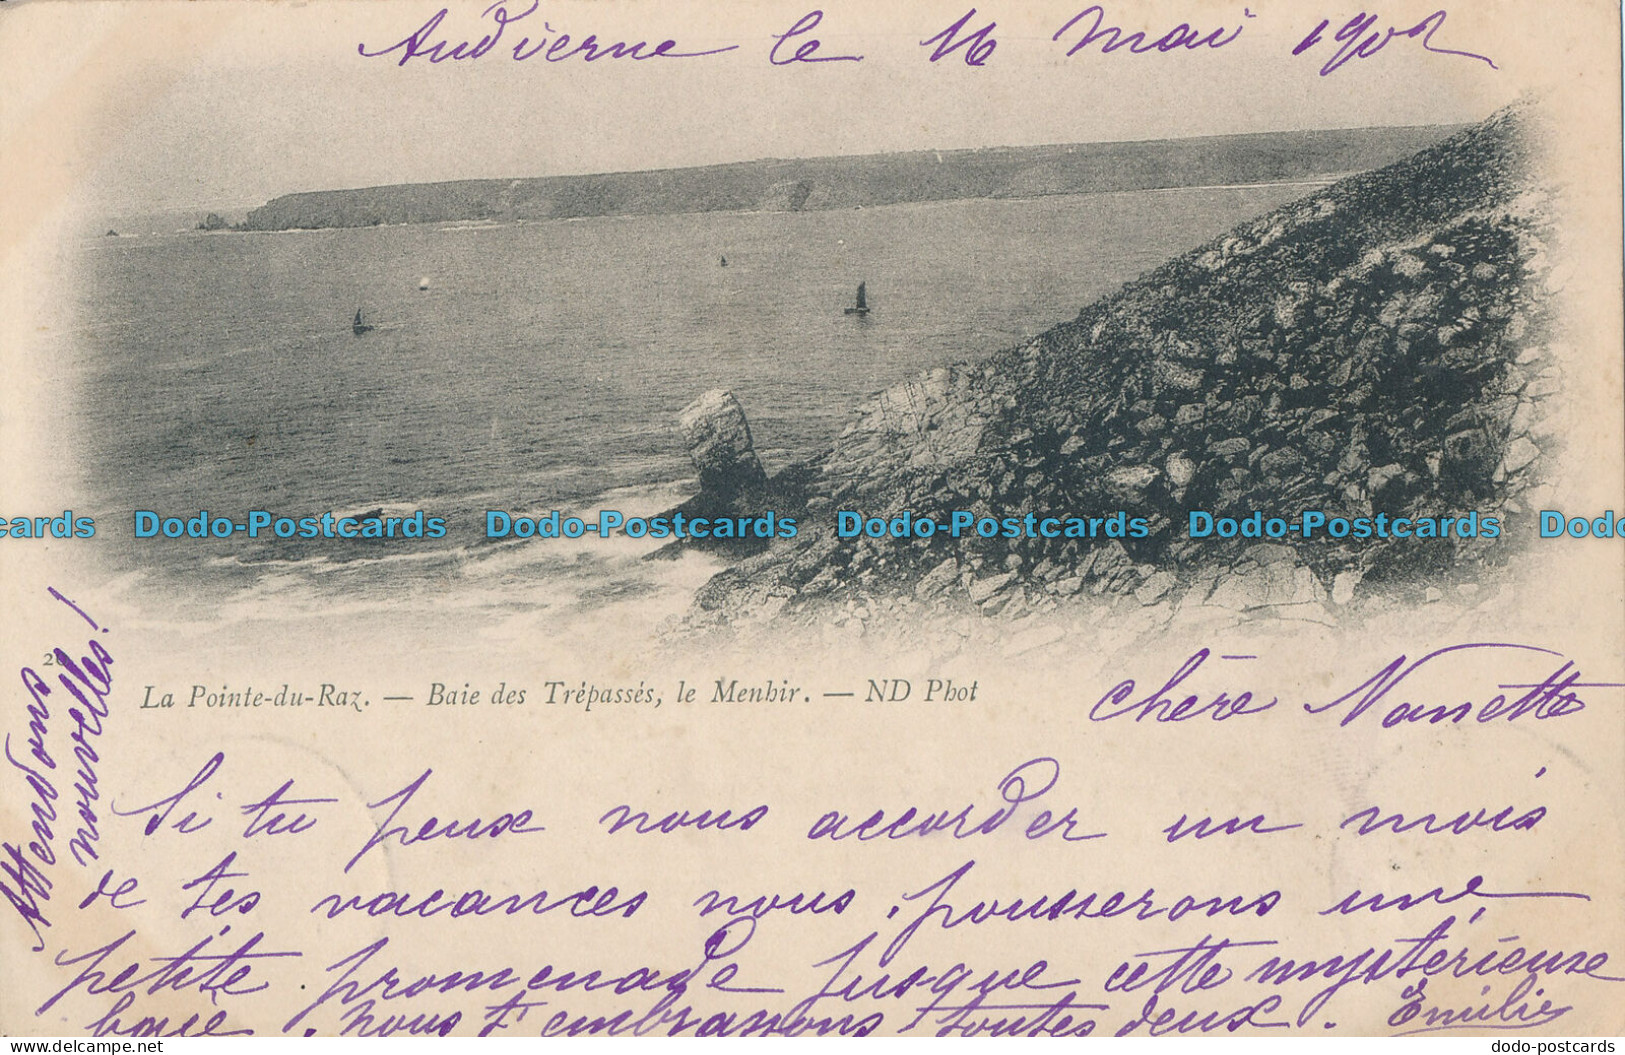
[70,184,1322,645]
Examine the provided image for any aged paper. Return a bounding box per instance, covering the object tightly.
[1,0,1622,1039]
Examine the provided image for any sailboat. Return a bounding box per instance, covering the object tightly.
[352,309,374,337]
[843,281,870,316]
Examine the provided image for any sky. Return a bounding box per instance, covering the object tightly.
[0,0,1528,215]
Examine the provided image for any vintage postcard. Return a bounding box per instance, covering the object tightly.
[1,0,1621,1039]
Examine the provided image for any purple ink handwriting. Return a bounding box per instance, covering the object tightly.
[770,10,863,65]
[600,803,767,835]
[1248,912,1623,1028]
[1320,874,1590,916]
[357,2,740,66]
[1303,642,1587,728]
[180,853,263,921]
[795,930,1095,1037]
[1053,5,1253,57]
[920,9,997,66]
[1339,799,1547,836]
[1164,813,1301,841]
[3,589,114,950]
[1092,649,1277,722]
[1293,11,1497,76]
[110,752,221,837]
[353,4,1498,78]
[881,859,1281,966]
[240,780,336,838]
[1387,974,1571,1035]
[311,881,645,922]
[805,757,1103,843]
[345,768,545,873]
[37,927,299,1021]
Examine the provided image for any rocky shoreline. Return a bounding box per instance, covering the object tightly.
[666,104,1562,639]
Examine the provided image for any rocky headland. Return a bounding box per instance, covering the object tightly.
[239,126,1452,230]
[673,104,1562,642]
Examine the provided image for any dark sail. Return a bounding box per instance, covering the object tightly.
[844,282,870,316]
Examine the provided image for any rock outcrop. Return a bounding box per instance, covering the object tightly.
[677,390,768,498]
[650,390,808,559]
[682,103,1560,630]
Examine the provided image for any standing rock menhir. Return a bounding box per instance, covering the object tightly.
[678,389,767,499]
[648,388,808,560]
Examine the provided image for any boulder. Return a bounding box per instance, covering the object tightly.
[649,391,810,562]
[678,389,767,498]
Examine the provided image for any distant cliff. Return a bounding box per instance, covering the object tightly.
[240,126,1455,230]
[681,104,1558,630]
